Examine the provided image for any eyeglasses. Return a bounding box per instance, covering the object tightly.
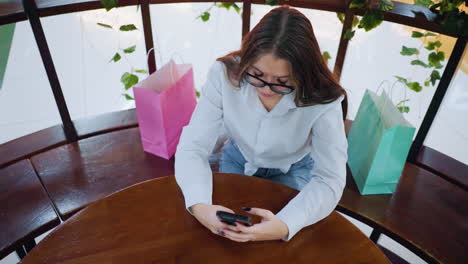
[243,72,296,95]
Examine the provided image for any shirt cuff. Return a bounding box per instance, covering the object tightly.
[182,183,212,213]
[276,204,307,242]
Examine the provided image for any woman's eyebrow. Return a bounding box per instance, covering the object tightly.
[252,65,289,78]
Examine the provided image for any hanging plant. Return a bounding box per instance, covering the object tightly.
[416,0,468,37]
[98,0,148,101]
[197,2,242,22]
[339,0,395,41]
[393,29,445,113]
[196,1,280,22]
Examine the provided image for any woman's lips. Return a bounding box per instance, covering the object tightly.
[260,92,274,98]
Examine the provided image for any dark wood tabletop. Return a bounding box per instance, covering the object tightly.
[21,173,389,263]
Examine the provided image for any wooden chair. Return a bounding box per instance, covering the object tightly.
[0,160,60,260]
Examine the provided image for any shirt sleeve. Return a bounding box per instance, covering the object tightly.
[174,61,224,213]
[275,97,348,241]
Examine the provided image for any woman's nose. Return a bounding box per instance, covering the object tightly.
[264,76,276,83]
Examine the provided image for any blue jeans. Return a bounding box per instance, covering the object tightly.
[219,139,314,191]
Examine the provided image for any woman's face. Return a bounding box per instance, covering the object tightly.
[247,53,293,101]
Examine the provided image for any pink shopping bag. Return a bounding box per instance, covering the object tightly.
[133,59,197,159]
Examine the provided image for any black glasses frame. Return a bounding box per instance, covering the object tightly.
[243,72,296,95]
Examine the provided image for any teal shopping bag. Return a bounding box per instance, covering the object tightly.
[347,90,415,195]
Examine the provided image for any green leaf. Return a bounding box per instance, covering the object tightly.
[428,51,445,66]
[400,46,419,56]
[134,69,148,74]
[196,90,201,98]
[352,16,360,28]
[440,12,462,34]
[439,51,446,60]
[397,99,410,106]
[411,31,424,38]
[397,106,410,113]
[97,23,113,29]
[408,81,423,92]
[265,0,280,6]
[322,51,332,64]
[123,45,136,54]
[424,32,437,37]
[414,0,433,8]
[100,0,118,11]
[430,70,441,85]
[349,0,367,8]
[430,61,444,69]
[218,3,232,10]
[336,13,345,24]
[121,72,139,90]
[378,0,394,11]
[233,3,241,13]
[411,59,431,68]
[358,9,384,32]
[110,52,121,62]
[120,24,138,31]
[424,80,430,87]
[344,29,355,40]
[425,40,442,50]
[200,11,210,22]
[322,51,332,60]
[394,76,409,85]
[123,93,134,100]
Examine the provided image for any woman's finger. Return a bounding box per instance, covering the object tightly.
[222,228,254,242]
[215,218,241,232]
[217,206,235,214]
[223,223,241,232]
[244,207,273,219]
[234,222,252,233]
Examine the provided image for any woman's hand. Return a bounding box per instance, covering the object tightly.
[220,207,289,242]
[190,203,243,237]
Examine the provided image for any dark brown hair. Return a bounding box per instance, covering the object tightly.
[217,5,347,119]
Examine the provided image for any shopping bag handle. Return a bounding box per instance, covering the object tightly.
[375,79,409,114]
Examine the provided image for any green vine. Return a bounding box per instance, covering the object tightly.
[197,3,242,22]
[340,0,395,41]
[98,0,466,104]
[424,0,468,37]
[196,1,280,22]
[98,0,148,101]
[336,0,467,113]
[393,29,445,112]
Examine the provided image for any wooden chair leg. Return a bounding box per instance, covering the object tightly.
[14,239,36,259]
[378,245,411,264]
[370,229,382,243]
[16,246,27,259]
[24,239,36,252]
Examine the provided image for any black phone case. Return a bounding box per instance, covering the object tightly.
[216,211,253,226]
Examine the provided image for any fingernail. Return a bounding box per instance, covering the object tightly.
[241,207,251,211]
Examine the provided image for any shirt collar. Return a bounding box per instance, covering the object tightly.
[269,89,297,116]
[246,84,297,116]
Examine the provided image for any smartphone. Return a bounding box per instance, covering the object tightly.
[216,211,253,226]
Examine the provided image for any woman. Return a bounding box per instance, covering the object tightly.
[175,5,348,242]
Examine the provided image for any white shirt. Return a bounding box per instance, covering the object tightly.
[175,60,348,241]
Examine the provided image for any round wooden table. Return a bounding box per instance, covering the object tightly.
[22,173,389,263]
